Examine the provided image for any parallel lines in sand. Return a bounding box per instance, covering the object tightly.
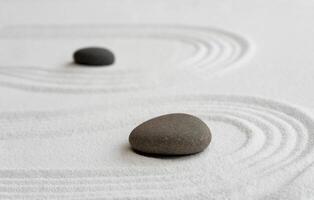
[0,95,313,198]
[0,25,250,93]
[137,95,314,176]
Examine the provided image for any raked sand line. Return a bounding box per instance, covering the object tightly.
[147,95,314,175]
[0,95,313,199]
[0,66,143,93]
[0,24,250,93]
[0,170,203,199]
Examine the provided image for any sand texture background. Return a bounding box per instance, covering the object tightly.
[0,0,314,199]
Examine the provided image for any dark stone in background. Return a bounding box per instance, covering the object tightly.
[73,47,115,66]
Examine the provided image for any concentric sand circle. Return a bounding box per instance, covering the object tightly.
[0,95,313,199]
[0,25,251,93]
[139,95,314,176]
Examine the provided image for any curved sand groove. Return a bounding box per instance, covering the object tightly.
[0,66,143,93]
[0,24,250,93]
[147,95,314,175]
[0,95,313,199]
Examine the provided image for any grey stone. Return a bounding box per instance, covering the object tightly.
[129,113,211,156]
[73,47,115,66]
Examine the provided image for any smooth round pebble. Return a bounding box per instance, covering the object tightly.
[73,47,115,66]
[129,113,211,156]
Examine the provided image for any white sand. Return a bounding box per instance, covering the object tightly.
[0,0,313,199]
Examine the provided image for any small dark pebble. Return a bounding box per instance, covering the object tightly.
[73,47,115,66]
[129,113,211,156]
